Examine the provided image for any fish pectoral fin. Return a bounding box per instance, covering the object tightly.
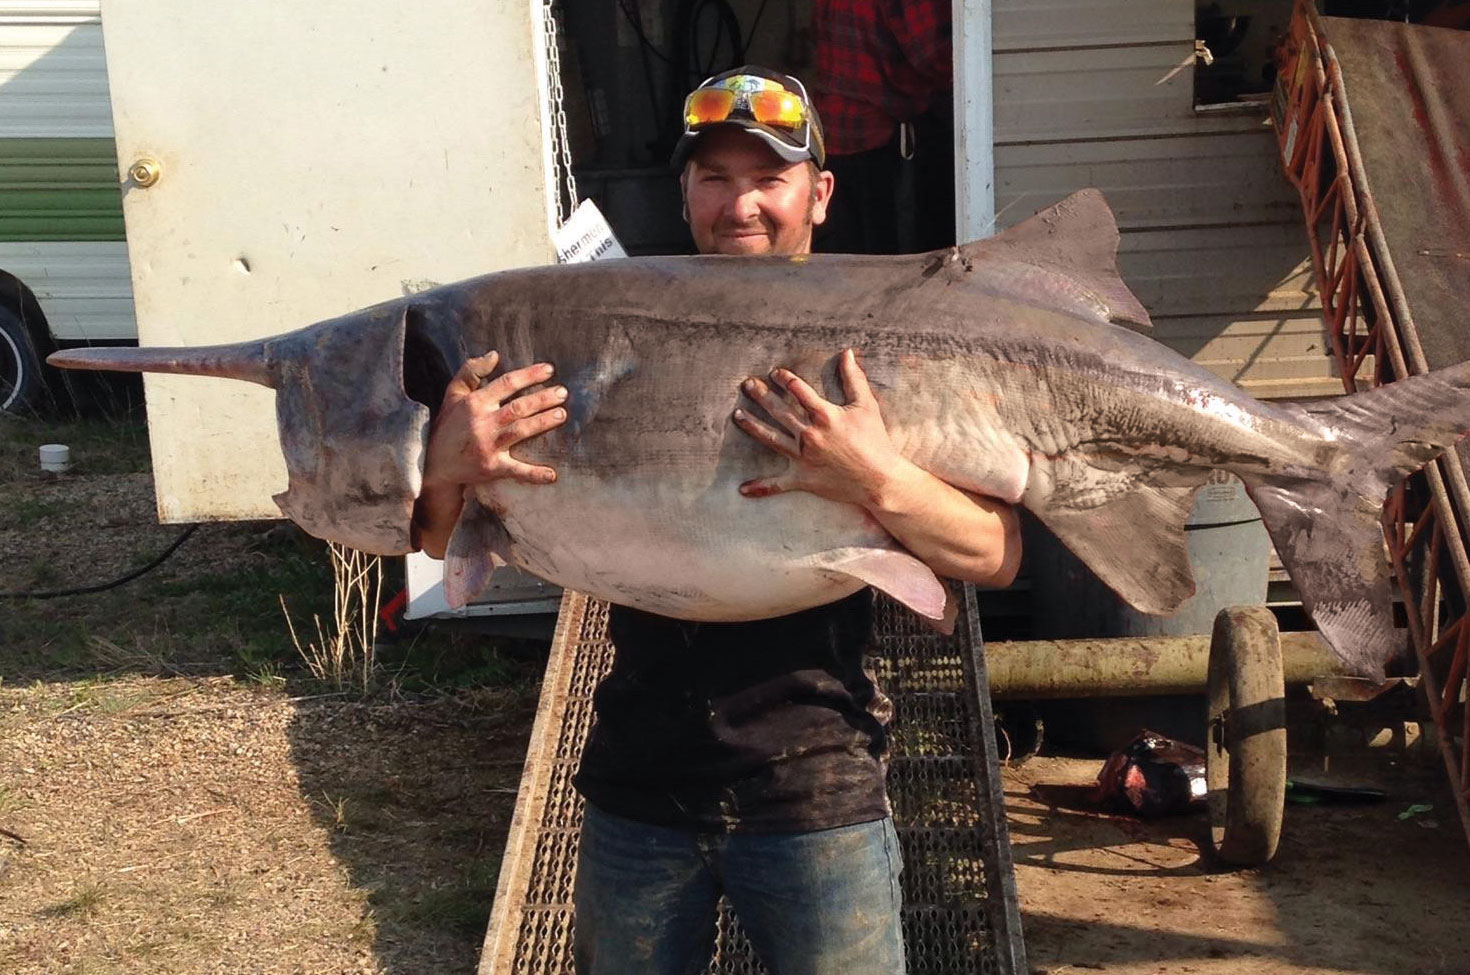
[811,546,950,630]
[443,495,514,609]
[1034,484,1200,616]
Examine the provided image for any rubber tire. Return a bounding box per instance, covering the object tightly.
[0,305,44,416]
[1206,605,1287,867]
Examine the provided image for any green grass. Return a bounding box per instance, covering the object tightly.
[0,409,151,477]
[1,538,337,682]
[393,857,502,935]
[0,495,65,529]
[41,880,106,918]
[1,409,546,698]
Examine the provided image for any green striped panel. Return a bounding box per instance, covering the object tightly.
[0,138,124,241]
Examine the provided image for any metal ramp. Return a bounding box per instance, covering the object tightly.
[479,586,1028,974]
[1273,0,1470,846]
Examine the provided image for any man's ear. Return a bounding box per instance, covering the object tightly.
[810,168,836,227]
[679,168,691,224]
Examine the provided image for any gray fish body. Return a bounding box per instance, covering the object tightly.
[50,190,1470,678]
[412,252,1304,618]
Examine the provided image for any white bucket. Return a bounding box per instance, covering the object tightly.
[39,443,72,474]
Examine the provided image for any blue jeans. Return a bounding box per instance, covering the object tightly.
[573,803,906,975]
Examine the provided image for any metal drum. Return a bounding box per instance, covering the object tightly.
[1027,472,1269,640]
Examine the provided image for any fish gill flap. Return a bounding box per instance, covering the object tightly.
[810,545,952,632]
[959,188,1153,332]
[269,306,429,555]
[559,325,638,443]
[1033,484,1199,616]
[443,495,514,609]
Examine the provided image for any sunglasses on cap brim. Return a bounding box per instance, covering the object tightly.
[683,74,813,144]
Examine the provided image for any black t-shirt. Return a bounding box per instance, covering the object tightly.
[573,590,893,833]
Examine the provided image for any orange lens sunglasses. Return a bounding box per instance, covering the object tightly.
[684,86,807,132]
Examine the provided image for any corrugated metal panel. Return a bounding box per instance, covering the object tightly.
[994,0,1190,51]
[994,44,1252,143]
[991,0,1328,399]
[0,4,100,21]
[0,15,111,139]
[0,240,135,340]
[0,136,123,239]
[1118,224,1315,316]
[1153,313,1336,388]
[996,128,1297,230]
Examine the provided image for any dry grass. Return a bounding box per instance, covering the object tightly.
[283,544,384,692]
[0,678,537,974]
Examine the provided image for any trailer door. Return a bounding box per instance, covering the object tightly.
[102,0,556,520]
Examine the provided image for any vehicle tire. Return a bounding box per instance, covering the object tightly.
[1206,605,1287,867]
[0,304,44,416]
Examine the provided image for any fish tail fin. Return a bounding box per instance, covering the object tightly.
[1245,361,1470,678]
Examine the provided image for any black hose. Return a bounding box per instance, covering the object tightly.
[616,0,675,66]
[0,524,200,599]
[626,0,667,137]
[742,0,772,61]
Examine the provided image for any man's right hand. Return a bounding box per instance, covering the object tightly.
[415,351,568,558]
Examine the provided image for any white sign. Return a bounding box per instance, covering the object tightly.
[554,199,628,264]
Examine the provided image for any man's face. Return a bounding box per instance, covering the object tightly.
[682,127,833,256]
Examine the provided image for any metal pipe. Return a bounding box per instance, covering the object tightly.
[984,631,1347,699]
[953,0,995,239]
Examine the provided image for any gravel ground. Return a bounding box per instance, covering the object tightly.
[0,678,535,975]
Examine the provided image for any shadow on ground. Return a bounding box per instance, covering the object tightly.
[285,686,539,974]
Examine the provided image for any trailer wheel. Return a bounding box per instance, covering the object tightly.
[0,305,44,416]
[1206,606,1286,867]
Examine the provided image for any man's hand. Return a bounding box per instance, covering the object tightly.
[733,348,907,506]
[415,351,568,558]
[732,348,1022,588]
[423,351,568,490]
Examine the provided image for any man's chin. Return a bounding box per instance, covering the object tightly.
[714,234,771,255]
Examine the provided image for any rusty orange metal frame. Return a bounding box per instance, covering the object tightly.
[1273,0,1470,847]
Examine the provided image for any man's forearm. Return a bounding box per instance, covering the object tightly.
[864,459,1021,587]
[414,481,466,560]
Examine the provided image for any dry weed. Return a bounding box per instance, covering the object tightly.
[283,543,382,692]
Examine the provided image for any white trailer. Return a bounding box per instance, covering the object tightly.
[0,1,136,414]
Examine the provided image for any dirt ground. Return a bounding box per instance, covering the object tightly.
[1010,752,1470,975]
[0,677,537,975]
[2,674,1466,975]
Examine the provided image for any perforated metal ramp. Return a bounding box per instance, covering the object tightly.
[479,585,1027,975]
[1272,0,1470,847]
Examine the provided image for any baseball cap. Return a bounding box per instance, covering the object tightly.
[671,65,826,170]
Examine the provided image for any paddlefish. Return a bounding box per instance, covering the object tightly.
[50,190,1470,678]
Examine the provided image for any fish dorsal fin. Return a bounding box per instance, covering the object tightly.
[809,546,954,634]
[1034,484,1199,615]
[958,188,1153,333]
[443,494,514,609]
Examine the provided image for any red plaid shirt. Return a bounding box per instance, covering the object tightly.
[811,0,953,156]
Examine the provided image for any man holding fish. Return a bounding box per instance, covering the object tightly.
[415,67,1021,975]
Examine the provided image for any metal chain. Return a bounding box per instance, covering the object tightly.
[542,0,578,227]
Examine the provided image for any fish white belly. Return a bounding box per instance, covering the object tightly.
[480,474,884,619]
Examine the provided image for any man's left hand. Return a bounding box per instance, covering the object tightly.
[734,348,912,507]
